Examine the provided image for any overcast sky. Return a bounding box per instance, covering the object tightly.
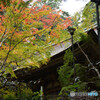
[60,0,90,15]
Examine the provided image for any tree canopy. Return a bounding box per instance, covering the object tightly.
[0,0,72,77]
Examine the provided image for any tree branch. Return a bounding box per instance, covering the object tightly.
[0,28,7,41]
[77,42,100,79]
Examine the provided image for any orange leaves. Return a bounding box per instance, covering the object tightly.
[50,31,59,38]
[43,25,48,29]
[1,43,9,50]
[15,32,23,36]
[11,0,16,3]
[41,4,51,11]
[65,17,72,24]
[0,22,2,25]
[31,28,38,33]
[0,3,5,10]
[0,0,72,41]
[60,17,72,30]
[0,0,74,77]
[56,24,64,30]
[15,9,20,13]
[0,14,5,23]
[0,0,72,45]
[0,26,6,34]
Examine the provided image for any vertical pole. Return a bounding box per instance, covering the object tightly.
[71,35,76,83]
[40,86,43,100]
[96,3,100,49]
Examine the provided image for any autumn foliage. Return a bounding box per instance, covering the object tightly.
[0,0,72,77]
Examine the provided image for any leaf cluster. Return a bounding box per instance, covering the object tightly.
[0,0,72,78]
[0,80,40,100]
[58,49,100,96]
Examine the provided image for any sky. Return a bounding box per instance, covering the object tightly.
[24,0,90,15]
[60,0,90,15]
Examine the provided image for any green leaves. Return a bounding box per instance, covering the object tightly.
[57,50,87,96]
[82,2,96,29]
[57,50,74,86]
[0,0,72,78]
[3,66,17,78]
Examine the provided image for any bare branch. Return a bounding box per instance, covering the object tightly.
[77,42,100,79]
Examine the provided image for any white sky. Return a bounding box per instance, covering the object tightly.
[60,0,90,15]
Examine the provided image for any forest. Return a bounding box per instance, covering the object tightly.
[0,0,100,100]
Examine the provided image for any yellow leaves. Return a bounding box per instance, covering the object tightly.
[31,21,43,29]
[56,24,63,30]
[27,59,40,68]
[12,47,24,56]
[0,0,74,79]
[6,5,13,12]
[4,67,17,78]
[0,26,6,34]
[13,49,18,54]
